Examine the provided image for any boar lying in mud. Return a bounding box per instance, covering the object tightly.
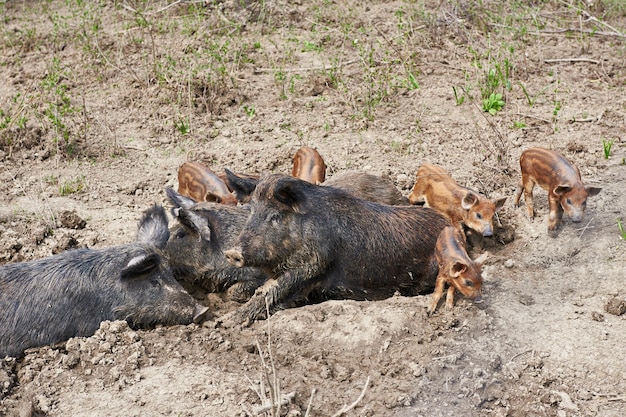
[222,174,451,326]
[291,146,327,184]
[408,163,506,237]
[226,169,406,206]
[514,147,602,233]
[178,161,238,205]
[0,205,208,359]
[429,226,487,314]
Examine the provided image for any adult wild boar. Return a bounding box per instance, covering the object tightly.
[0,205,208,359]
[223,174,451,325]
[165,187,267,302]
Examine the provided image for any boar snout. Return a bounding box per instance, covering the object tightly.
[224,248,245,268]
[473,294,484,304]
[482,227,493,237]
[193,304,210,324]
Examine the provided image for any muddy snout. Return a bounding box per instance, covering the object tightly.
[224,247,245,268]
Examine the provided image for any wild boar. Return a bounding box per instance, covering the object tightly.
[513,147,602,232]
[408,163,506,236]
[222,174,451,326]
[291,146,327,184]
[226,169,407,205]
[178,161,238,205]
[165,187,267,302]
[429,226,487,314]
[0,205,208,359]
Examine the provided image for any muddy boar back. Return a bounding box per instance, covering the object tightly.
[222,174,451,325]
[408,163,505,236]
[178,161,238,205]
[0,205,206,359]
[324,171,407,205]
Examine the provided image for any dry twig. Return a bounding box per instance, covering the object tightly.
[330,376,371,417]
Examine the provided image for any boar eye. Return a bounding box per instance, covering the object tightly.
[566,198,572,205]
[475,213,482,220]
[464,279,473,287]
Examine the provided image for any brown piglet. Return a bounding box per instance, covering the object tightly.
[513,148,601,232]
[429,226,487,314]
[177,161,238,205]
[291,147,327,184]
[408,163,506,236]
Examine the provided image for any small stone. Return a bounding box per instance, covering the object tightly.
[590,311,604,322]
[504,259,515,268]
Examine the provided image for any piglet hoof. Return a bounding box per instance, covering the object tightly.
[193,304,211,324]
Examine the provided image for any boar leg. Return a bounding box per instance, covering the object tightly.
[520,177,535,219]
[445,285,456,309]
[547,195,563,232]
[221,269,321,326]
[428,275,447,314]
[513,179,524,206]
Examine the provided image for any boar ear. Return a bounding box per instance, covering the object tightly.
[121,253,160,280]
[274,179,307,214]
[461,192,478,210]
[175,209,212,242]
[137,205,170,249]
[225,169,258,202]
[473,252,488,267]
[449,261,467,277]
[166,187,196,210]
[494,197,507,211]
[585,186,602,197]
[553,185,572,195]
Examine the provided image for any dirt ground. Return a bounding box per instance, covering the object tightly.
[1,0,626,416]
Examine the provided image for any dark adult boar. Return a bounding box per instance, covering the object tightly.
[226,169,407,205]
[222,174,450,326]
[0,205,208,359]
[165,187,267,302]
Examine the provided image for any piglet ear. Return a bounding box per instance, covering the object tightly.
[461,192,478,210]
[585,186,602,197]
[121,253,160,279]
[274,178,308,214]
[553,185,572,195]
[449,261,468,277]
[224,169,258,203]
[494,197,507,211]
[136,205,170,249]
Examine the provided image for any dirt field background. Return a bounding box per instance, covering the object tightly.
[1,1,626,416]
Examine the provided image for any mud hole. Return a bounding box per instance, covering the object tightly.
[1,1,626,416]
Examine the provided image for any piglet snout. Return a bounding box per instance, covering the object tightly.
[225,248,245,268]
[473,295,484,304]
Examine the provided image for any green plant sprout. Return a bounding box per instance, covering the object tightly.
[483,93,505,115]
[602,138,614,159]
[452,86,465,105]
[617,218,626,240]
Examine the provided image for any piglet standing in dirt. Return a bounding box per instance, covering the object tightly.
[178,161,238,205]
[165,188,267,302]
[222,174,451,326]
[291,146,327,184]
[429,226,487,314]
[0,205,208,359]
[513,148,602,233]
[408,163,506,237]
